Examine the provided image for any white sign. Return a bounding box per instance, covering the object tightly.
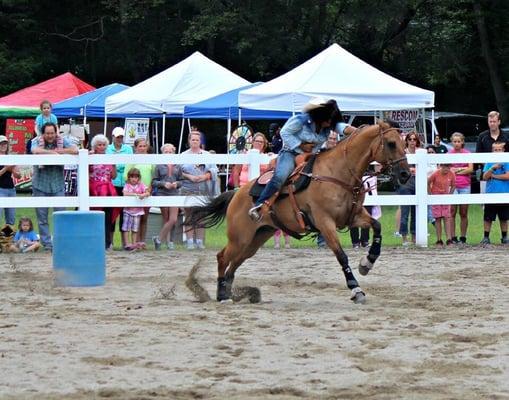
[383,110,421,134]
[124,118,150,145]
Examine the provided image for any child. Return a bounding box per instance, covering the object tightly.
[35,100,58,136]
[11,217,41,253]
[122,168,150,250]
[274,230,291,249]
[428,164,456,246]
[481,141,509,245]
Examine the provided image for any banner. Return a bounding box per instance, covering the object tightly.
[383,110,421,135]
[124,118,149,145]
[5,118,34,154]
[5,119,35,190]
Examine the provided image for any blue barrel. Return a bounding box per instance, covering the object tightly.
[53,211,106,286]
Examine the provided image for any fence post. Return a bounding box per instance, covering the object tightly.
[247,149,261,180]
[77,149,90,211]
[415,148,428,247]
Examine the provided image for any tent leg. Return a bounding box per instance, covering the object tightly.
[103,114,108,135]
[178,118,185,153]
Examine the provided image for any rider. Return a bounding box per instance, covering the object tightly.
[248,98,356,221]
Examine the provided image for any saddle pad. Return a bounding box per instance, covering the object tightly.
[249,155,317,201]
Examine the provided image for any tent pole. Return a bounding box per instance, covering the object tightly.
[226,117,231,190]
[103,114,107,135]
[178,117,185,153]
[155,120,159,153]
[161,112,166,150]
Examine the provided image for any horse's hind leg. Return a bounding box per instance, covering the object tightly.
[319,223,365,304]
[216,226,275,302]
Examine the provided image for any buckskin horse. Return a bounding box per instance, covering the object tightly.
[187,121,410,304]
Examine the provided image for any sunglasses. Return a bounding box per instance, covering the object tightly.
[253,140,265,144]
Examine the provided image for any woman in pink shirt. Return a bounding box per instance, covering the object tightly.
[89,134,119,249]
[448,132,473,244]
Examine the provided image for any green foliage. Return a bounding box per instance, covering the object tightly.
[0,0,507,116]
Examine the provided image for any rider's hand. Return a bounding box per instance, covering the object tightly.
[299,143,314,153]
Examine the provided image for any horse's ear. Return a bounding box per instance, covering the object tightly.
[384,119,401,129]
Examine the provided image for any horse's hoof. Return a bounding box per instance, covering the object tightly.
[358,255,373,276]
[350,287,366,304]
[219,298,234,304]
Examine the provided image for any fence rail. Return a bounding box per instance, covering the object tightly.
[1,149,508,247]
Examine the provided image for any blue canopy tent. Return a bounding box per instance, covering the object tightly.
[183,83,292,121]
[184,83,291,156]
[53,83,130,121]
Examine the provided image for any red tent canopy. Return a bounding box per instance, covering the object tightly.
[0,72,95,107]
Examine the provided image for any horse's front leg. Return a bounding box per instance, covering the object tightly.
[320,226,366,304]
[359,217,382,276]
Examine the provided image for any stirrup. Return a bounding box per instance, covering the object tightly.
[248,204,263,221]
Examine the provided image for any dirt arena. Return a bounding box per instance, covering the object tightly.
[1,245,508,399]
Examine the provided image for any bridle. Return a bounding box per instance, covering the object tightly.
[300,124,406,202]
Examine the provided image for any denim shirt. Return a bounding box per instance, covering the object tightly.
[281,113,348,154]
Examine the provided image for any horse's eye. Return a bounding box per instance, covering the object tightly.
[387,141,396,149]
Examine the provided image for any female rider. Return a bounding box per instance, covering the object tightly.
[248,98,355,221]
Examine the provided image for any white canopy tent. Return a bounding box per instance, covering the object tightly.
[105,51,250,150]
[238,43,434,113]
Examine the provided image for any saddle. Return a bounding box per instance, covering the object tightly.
[249,154,319,238]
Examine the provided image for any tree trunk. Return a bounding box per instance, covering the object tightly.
[473,1,509,121]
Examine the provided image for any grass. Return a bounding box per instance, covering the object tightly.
[11,200,491,249]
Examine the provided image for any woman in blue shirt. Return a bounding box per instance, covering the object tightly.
[248,98,354,221]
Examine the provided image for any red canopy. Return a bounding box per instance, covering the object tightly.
[0,72,95,107]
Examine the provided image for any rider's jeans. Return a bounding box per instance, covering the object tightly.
[255,150,296,206]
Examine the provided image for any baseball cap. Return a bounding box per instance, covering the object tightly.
[0,135,8,143]
[112,127,125,137]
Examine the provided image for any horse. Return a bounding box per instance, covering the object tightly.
[187,121,411,304]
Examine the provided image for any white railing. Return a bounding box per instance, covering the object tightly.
[1,149,508,247]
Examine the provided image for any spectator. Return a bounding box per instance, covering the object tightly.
[476,111,508,154]
[35,100,58,137]
[480,141,509,245]
[31,122,78,251]
[428,164,456,246]
[151,143,182,251]
[106,127,133,248]
[269,123,282,154]
[0,135,20,226]
[122,167,150,251]
[476,111,508,193]
[123,138,154,245]
[89,134,118,250]
[180,131,218,250]
[432,135,448,153]
[398,131,420,245]
[448,132,473,244]
[10,217,40,253]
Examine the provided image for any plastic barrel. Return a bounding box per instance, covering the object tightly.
[53,211,106,286]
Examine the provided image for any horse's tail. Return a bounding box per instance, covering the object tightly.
[186,190,236,229]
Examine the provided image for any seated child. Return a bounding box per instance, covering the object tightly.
[12,217,41,253]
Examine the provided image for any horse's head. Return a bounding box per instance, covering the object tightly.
[373,121,411,185]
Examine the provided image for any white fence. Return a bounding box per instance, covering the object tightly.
[1,149,508,247]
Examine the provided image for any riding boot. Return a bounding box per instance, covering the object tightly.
[248,179,281,221]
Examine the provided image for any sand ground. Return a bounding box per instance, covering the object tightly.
[1,245,508,399]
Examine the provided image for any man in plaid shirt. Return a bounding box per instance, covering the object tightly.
[31,123,78,250]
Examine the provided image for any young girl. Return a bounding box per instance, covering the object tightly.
[448,132,473,244]
[11,217,41,253]
[35,100,58,136]
[122,168,150,251]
